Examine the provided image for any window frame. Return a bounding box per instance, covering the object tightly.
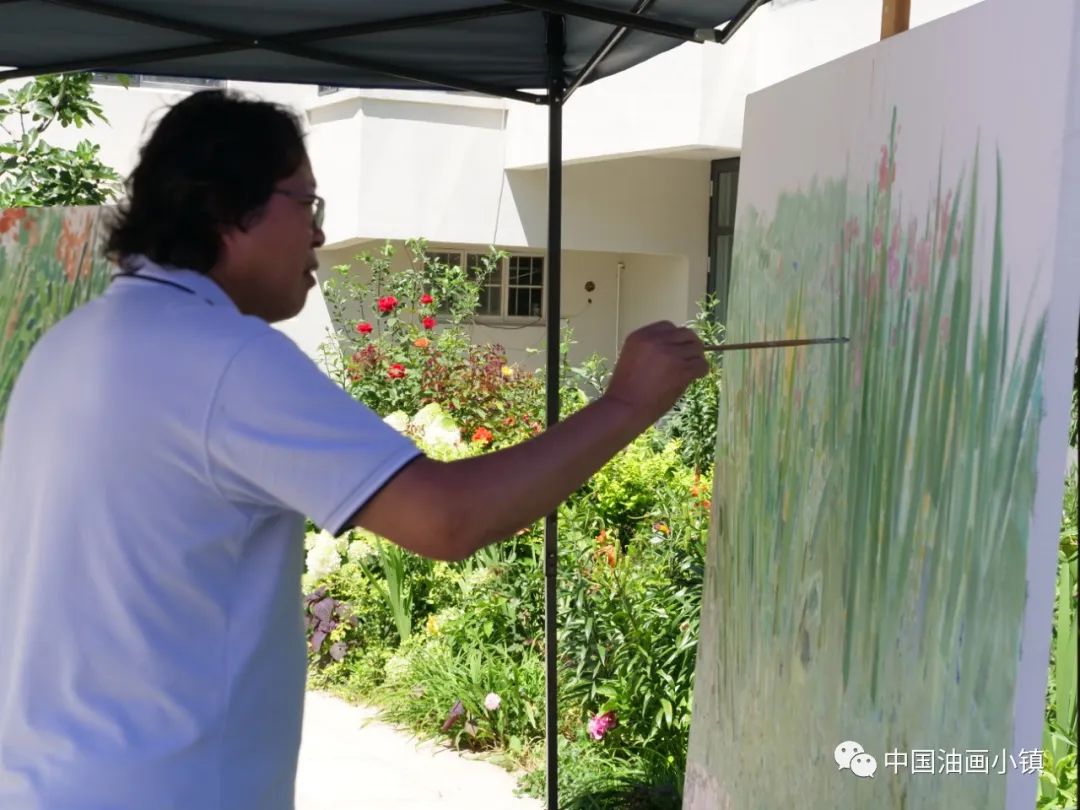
[707,157,740,329]
[91,73,225,91]
[427,247,546,325]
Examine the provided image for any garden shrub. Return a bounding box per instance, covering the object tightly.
[319,239,545,443]
[303,247,729,803]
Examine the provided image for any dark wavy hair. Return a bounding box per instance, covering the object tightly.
[105,90,307,273]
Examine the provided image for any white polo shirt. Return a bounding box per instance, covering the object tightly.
[0,258,422,809]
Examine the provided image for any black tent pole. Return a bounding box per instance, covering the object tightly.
[544,11,565,810]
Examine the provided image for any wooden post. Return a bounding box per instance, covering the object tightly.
[880,0,911,39]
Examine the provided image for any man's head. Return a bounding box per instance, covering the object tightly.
[106,90,325,322]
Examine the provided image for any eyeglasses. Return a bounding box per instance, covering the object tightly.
[272,188,325,230]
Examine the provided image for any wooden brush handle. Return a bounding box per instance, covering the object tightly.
[703,337,849,352]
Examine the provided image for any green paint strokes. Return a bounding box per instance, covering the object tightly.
[686,111,1045,809]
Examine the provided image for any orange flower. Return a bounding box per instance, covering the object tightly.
[413,337,431,348]
[0,207,27,235]
[55,214,92,283]
[471,426,493,444]
[597,544,617,568]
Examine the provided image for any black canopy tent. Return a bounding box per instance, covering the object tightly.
[0,2,765,805]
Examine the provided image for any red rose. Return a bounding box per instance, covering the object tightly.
[377,296,399,314]
[356,321,373,334]
[422,316,436,330]
[420,293,434,305]
[471,427,493,444]
[387,363,406,379]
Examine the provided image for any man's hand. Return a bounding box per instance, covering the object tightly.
[602,321,710,429]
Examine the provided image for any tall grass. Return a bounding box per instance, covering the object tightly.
[687,109,1050,808]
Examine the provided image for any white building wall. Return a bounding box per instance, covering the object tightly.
[506,0,985,168]
[4,0,987,369]
[311,241,692,370]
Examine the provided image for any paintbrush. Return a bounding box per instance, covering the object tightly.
[703,337,849,352]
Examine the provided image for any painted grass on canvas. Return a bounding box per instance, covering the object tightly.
[0,207,112,426]
[687,110,1045,808]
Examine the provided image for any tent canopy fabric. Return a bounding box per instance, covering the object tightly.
[0,0,761,101]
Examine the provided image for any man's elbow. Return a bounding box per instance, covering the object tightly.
[394,474,479,562]
[426,495,479,562]
[350,457,483,562]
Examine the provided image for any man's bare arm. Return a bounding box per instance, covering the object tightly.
[350,321,708,561]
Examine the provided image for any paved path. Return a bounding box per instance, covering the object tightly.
[295,691,544,810]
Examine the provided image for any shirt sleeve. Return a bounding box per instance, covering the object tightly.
[204,329,423,535]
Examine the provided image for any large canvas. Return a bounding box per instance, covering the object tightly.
[685,1,1080,808]
[0,207,113,430]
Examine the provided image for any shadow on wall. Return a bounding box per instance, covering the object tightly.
[502,155,711,257]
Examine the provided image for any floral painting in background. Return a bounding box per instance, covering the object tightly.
[0,206,113,430]
[685,1,1080,808]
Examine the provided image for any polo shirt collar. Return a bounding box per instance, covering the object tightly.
[113,255,239,311]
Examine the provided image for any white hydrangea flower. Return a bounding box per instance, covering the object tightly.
[305,530,342,583]
[384,411,410,433]
[347,537,374,561]
[410,402,444,430]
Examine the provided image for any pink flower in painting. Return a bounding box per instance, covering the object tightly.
[936,190,954,257]
[587,711,618,741]
[888,251,901,289]
[866,270,881,302]
[844,217,861,250]
[878,146,891,192]
[912,238,932,291]
[940,190,953,229]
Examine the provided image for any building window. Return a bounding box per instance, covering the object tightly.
[91,73,225,91]
[507,255,544,319]
[427,249,543,323]
[707,157,740,327]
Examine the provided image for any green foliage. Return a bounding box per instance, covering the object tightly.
[376,639,546,760]
[364,538,416,643]
[1039,464,1078,809]
[521,733,683,810]
[661,296,724,473]
[0,74,122,206]
[301,418,712,802]
[573,431,698,544]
